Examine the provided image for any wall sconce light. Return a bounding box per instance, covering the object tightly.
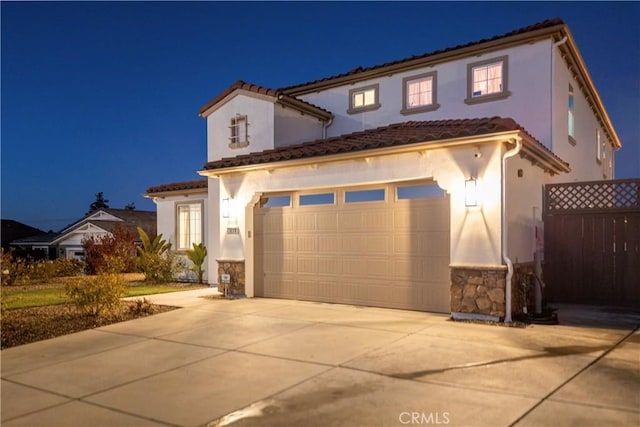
[465,178,478,207]
[221,198,230,218]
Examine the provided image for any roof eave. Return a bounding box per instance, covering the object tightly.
[283,24,566,96]
[558,29,622,149]
[144,187,208,199]
[198,130,524,177]
[518,134,571,175]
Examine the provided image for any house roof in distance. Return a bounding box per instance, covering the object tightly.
[54,208,156,242]
[201,117,570,176]
[2,219,49,247]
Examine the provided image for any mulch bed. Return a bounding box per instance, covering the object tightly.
[1,302,178,350]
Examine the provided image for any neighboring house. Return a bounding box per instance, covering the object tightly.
[1,220,53,258]
[12,209,157,260]
[146,19,621,321]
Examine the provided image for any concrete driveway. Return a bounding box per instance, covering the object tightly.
[2,288,638,427]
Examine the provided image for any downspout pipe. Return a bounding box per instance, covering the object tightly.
[323,116,334,139]
[502,137,522,323]
[550,35,568,153]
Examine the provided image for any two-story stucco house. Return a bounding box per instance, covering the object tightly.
[146,19,621,322]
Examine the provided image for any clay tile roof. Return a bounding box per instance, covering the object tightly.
[203,117,568,172]
[279,18,565,93]
[198,80,332,119]
[146,179,208,195]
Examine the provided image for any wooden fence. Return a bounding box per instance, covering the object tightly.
[543,179,640,306]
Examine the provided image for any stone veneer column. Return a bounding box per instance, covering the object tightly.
[450,266,507,321]
[216,258,245,297]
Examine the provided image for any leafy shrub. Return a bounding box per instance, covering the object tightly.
[65,273,125,317]
[186,243,207,284]
[52,258,86,277]
[136,227,178,283]
[1,249,29,286]
[83,225,136,274]
[128,297,154,316]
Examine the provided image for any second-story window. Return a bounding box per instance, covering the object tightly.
[568,84,576,144]
[465,55,510,104]
[229,114,248,148]
[348,83,380,114]
[401,71,439,114]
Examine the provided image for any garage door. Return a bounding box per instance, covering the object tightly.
[254,182,450,313]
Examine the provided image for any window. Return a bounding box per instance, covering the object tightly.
[260,195,291,208]
[345,188,385,203]
[300,193,335,206]
[177,202,202,250]
[229,114,248,147]
[347,84,380,114]
[397,183,445,200]
[596,128,602,163]
[401,72,439,114]
[568,85,575,144]
[465,56,510,104]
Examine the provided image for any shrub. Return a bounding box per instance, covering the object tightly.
[52,258,86,277]
[128,297,154,316]
[1,249,29,286]
[83,225,136,274]
[186,243,207,284]
[136,227,178,283]
[65,273,125,317]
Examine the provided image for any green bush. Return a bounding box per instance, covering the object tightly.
[186,243,207,284]
[136,227,178,283]
[65,273,125,317]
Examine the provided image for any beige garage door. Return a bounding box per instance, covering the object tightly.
[254,182,450,313]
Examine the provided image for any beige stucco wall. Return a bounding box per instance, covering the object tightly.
[215,140,511,296]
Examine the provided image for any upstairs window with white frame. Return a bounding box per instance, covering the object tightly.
[177,202,202,250]
[568,85,576,144]
[596,128,602,162]
[465,56,510,104]
[229,114,248,148]
[401,72,439,114]
[348,83,380,114]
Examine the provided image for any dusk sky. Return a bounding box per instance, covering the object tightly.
[2,1,639,232]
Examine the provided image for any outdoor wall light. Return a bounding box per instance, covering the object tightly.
[465,178,479,207]
[222,198,230,219]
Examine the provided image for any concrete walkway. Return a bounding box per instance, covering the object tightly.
[2,288,638,426]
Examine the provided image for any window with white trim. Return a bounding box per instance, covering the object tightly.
[177,202,202,250]
[229,114,248,147]
[401,72,439,114]
[348,84,380,114]
[465,56,510,104]
[568,85,575,143]
[596,128,603,162]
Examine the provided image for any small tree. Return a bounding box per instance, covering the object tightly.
[88,192,110,213]
[83,225,136,274]
[186,243,207,284]
[66,273,125,317]
[124,202,136,211]
[136,227,176,283]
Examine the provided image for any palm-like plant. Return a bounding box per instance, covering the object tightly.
[186,243,207,284]
[136,227,173,282]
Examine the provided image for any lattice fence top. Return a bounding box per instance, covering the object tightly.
[545,179,640,213]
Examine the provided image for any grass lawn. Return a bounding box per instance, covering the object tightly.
[2,273,209,310]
